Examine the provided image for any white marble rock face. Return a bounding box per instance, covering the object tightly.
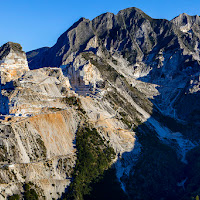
[0,50,29,84]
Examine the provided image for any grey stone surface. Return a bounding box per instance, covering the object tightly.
[1,7,200,199]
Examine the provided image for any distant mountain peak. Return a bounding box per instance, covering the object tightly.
[171,12,200,33]
[172,12,200,24]
[117,7,143,14]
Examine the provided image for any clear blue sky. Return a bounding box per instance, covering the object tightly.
[0,0,199,52]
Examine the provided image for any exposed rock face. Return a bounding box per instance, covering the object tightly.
[0,110,79,200]
[172,13,200,34]
[9,67,71,116]
[0,43,80,199]
[26,7,200,123]
[1,6,200,200]
[0,42,29,84]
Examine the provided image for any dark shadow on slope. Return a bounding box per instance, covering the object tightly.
[60,87,198,200]
[0,81,14,115]
[57,50,200,199]
[0,94,9,115]
[79,108,192,200]
[84,167,128,200]
[69,51,200,199]
[115,74,200,199]
[135,45,200,141]
[59,126,127,200]
[122,120,186,200]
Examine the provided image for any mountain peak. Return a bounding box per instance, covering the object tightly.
[117,7,153,21]
[0,42,24,60]
[67,17,90,31]
[180,13,190,17]
[117,7,141,14]
[4,42,23,52]
[171,12,200,32]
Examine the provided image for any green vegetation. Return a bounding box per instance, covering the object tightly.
[9,42,23,52]
[8,194,20,200]
[23,182,39,200]
[84,167,128,200]
[24,189,38,200]
[36,137,47,158]
[64,126,115,200]
[62,96,86,114]
[48,107,63,112]
[62,96,78,106]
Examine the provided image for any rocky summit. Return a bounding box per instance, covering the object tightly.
[0,7,200,200]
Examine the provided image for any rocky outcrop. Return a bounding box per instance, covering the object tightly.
[0,42,29,84]
[172,13,200,34]
[0,43,79,199]
[0,46,142,199]
[8,67,71,116]
[0,110,79,200]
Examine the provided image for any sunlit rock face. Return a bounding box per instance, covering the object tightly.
[171,13,200,33]
[0,110,79,200]
[26,7,200,122]
[0,42,29,84]
[62,55,103,95]
[1,7,200,200]
[8,67,71,116]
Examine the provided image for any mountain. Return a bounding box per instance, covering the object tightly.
[26,47,49,68]
[27,7,200,132]
[0,7,200,200]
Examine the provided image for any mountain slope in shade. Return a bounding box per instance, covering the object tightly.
[26,47,49,69]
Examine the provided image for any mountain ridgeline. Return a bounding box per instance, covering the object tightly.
[27,7,200,130]
[27,7,200,69]
[0,7,200,200]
